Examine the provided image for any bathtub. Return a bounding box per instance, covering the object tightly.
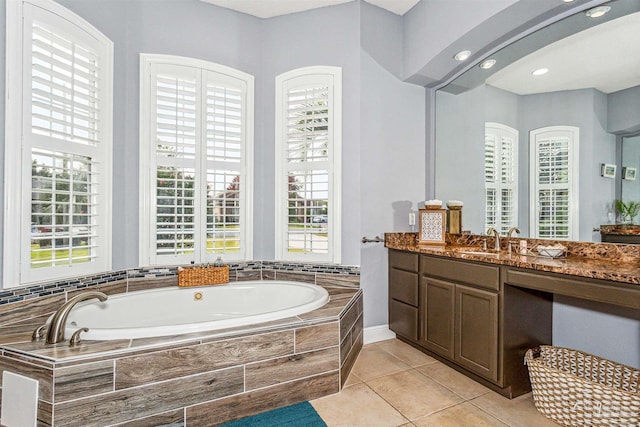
[63,281,330,340]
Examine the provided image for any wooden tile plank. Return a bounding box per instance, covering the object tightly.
[295,322,339,353]
[245,346,339,391]
[112,408,184,427]
[54,367,243,426]
[55,360,113,403]
[186,371,339,426]
[116,330,294,389]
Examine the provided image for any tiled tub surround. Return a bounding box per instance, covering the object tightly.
[385,232,640,286]
[0,262,362,426]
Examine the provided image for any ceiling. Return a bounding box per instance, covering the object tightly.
[200,0,421,18]
[486,11,640,95]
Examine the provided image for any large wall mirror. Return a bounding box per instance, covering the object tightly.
[435,0,640,242]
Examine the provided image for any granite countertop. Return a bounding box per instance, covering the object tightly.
[385,233,640,286]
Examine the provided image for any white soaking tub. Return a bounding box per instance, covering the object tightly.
[63,281,330,340]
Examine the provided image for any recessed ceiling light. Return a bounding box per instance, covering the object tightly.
[562,0,575,3]
[586,6,611,18]
[454,50,471,61]
[480,59,496,70]
[532,68,549,76]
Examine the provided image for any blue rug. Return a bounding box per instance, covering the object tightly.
[219,401,327,427]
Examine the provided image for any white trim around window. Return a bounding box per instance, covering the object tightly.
[4,0,113,287]
[139,54,254,266]
[275,66,342,263]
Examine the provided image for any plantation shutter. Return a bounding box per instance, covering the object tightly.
[275,67,341,263]
[484,123,518,235]
[22,3,112,282]
[285,83,330,255]
[153,65,198,258]
[146,58,252,265]
[531,127,578,240]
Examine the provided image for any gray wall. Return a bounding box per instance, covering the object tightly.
[521,88,616,241]
[608,85,640,135]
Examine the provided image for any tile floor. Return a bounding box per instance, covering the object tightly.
[311,339,558,426]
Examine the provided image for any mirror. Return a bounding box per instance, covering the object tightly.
[621,134,640,202]
[435,0,640,241]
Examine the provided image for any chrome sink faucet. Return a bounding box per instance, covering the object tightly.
[45,291,107,344]
[486,227,501,251]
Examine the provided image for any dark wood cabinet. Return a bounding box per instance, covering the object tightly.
[454,284,499,382]
[419,277,454,358]
[388,250,419,341]
[388,250,555,397]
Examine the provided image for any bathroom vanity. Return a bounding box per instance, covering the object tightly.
[386,233,640,398]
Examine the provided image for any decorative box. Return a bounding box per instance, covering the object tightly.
[418,208,447,245]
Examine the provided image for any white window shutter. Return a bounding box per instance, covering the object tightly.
[275,67,342,263]
[140,55,253,266]
[484,123,518,235]
[5,0,113,286]
[530,126,579,240]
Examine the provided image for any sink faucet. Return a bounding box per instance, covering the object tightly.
[486,227,501,251]
[507,226,520,238]
[45,291,107,344]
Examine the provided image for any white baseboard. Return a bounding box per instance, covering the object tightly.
[363,325,396,344]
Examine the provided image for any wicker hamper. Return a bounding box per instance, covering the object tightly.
[525,345,640,427]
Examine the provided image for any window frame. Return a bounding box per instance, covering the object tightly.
[274,66,342,263]
[529,125,579,240]
[139,54,254,266]
[484,122,519,235]
[4,0,113,287]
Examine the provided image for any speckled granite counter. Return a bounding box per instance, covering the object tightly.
[385,232,640,286]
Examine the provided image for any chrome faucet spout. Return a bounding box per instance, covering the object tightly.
[486,227,501,251]
[45,291,107,344]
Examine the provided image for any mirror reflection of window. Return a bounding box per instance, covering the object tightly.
[530,126,579,240]
[484,123,518,235]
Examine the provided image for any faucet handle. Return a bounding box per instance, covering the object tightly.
[69,327,89,347]
[32,324,49,342]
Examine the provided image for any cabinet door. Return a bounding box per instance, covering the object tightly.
[419,277,454,358]
[455,284,499,383]
[389,299,418,340]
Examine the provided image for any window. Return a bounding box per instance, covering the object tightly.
[5,0,113,287]
[139,55,254,266]
[484,123,518,235]
[275,67,342,263]
[530,126,579,240]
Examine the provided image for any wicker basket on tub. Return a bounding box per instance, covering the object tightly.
[177,264,229,287]
[525,345,639,427]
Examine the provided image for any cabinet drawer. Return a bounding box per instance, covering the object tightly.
[421,256,500,291]
[389,250,419,272]
[389,299,418,341]
[389,268,419,306]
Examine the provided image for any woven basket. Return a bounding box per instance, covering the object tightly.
[525,345,640,427]
[178,265,229,287]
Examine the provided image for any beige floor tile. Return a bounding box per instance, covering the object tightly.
[350,344,411,381]
[412,402,508,427]
[470,392,558,427]
[311,383,409,427]
[376,339,439,368]
[366,370,464,421]
[416,362,490,400]
[343,370,362,387]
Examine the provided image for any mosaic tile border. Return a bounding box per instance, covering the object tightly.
[0,261,360,306]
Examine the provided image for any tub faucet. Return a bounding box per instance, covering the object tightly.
[46,291,107,344]
[486,227,501,251]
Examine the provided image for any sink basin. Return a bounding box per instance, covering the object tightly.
[455,248,502,257]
